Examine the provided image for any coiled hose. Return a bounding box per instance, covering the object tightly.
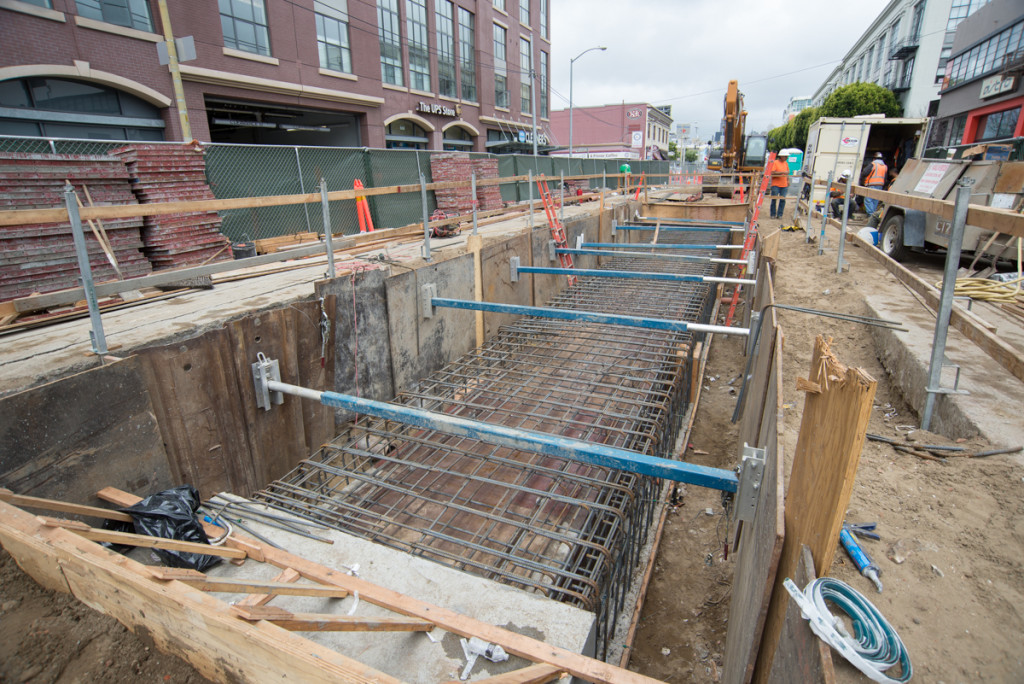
[784,577,912,683]
[949,238,1024,305]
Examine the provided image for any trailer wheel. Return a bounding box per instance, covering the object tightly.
[879,214,908,261]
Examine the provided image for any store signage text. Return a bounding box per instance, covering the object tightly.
[417,101,458,117]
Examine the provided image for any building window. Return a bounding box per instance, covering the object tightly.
[443,125,474,150]
[385,119,429,149]
[458,7,476,102]
[436,1,456,98]
[946,0,991,32]
[935,47,950,84]
[406,0,431,91]
[866,47,875,82]
[977,107,1020,141]
[539,0,547,39]
[539,50,548,118]
[519,0,529,26]
[493,24,509,108]
[219,0,270,56]
[315,1,351,74]
[949,114,967,145]
[77,0,153,32]
[21,0,53,6]
[911,1,925,41]
[875,36,885,79]
[901,57,915,88]
[943,20,1024,90]
[377,0,404,87]
[492,0,504,10]
[520,37,531,112]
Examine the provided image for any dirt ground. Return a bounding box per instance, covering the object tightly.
[2,212,1023,683]
[629,216,1024,682]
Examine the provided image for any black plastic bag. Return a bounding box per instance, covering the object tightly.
[118,485,221,571]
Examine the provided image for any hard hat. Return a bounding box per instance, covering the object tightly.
[874,151,883,158]
[840,169,851,178]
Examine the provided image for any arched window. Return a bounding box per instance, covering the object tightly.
[0,77,164,140]
[385,119,429,149]
[442,125,474,151]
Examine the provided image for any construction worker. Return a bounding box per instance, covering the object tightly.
[861,152,887,217]
[619,161,631,193]
[830,170,853,219]
[769,152,789,219]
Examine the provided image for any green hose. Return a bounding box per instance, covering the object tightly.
[785,576,912,683]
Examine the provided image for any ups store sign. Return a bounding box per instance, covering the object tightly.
[417,101,458,117]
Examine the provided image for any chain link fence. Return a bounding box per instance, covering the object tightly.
[0,135,672,242]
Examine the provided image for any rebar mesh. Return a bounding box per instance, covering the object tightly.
[257,227,732,659]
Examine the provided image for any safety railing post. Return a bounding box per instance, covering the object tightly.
[65,184,108,355]
[320,177,335,278]
[472,171,479,235]
[420,173,432,262]
[818,170,832,255]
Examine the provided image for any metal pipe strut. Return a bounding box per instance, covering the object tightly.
[615,223,745,233]
[429,297,750,336]
[556,247,745,264]
[257,377,739,492]
[582,242,741,251]
[515,265,754,286]
[634,213,745,226]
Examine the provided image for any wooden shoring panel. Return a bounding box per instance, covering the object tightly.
[722,295,784,684]
[138,328,260,497]
[290,298,337,458]
[98,487,662,684]
[0,500,401,684]
[753,336,876,684]
[766,545,835,684]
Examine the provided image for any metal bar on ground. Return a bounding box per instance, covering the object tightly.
[556,248,745,264]
[430,298,749,336]
[515,265,753,286]
[264,380,739,492]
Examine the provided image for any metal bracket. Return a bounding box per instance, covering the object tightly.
[734,443,765,524]
[547,240,556,261]
[575,234,584,250]
[252,352,283,411]
[510,256,520,283]
[611,220,617,237]
[421,283,437,319]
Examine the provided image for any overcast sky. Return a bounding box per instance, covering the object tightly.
[550,0,890,141]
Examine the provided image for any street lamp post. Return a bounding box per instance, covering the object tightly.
[569,46,606,160]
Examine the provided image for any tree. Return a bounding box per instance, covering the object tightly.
[685,148,698,162]
[819,83,902,119]
[668,140,680,161]
[789,106,821,151]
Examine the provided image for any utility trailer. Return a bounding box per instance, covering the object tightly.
[802,116,929,213]
[875,157,1024,263]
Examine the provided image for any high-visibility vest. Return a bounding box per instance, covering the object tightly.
[865,160,887,187]
[771,159,789,188]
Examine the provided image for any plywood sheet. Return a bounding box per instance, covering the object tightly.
[0,356,173,504]
[766,545,835,684]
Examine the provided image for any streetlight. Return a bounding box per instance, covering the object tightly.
[569,46,607,160]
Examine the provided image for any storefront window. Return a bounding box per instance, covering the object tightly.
[977,107,1020,141]
[385,120,429,149]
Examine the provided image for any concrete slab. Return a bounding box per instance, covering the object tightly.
[203,496,595,683]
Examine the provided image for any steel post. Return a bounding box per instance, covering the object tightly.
[922,184,971,431]
[528,169,534,230]
[560,170,565,223]
[319,178,335,278]
[296,147,312,234]
[420,173,431,262]
[818,170,832,255]
[471,172,478,235]
[65,185,108,354]
[837,169,853,273]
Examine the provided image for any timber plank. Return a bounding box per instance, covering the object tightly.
[39,517,247,560]
[0,488,133,522]
[0,502,400,683]
[753,336,876,683]
[852,185,1024,238]
[98,487,662,684]
[160,576,350,599]
[237,567,301,607]
[231,606,433,632]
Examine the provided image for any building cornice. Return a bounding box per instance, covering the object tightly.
[178,65,384,107]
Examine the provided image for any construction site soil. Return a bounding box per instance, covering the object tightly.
[2,215,1023,683]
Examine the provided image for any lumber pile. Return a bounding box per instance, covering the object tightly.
[0,153,151,302]
[110,144,232,269]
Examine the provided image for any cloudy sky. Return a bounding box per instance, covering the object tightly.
[549,0,890,140]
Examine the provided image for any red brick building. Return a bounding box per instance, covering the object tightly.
[547,103,673,160]
[0,0,553,152]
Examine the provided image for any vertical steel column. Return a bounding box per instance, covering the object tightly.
[837,170,853,273]
[320,177,335,278]
[420,173,432,262]
[65,184,108,355]
[922,184,971,431]
[472,172,479,235]
[528,169,534,230]
[804,173,816,243]
[296,147,312,234]
[818,170,832,255]
[560,170,565,223]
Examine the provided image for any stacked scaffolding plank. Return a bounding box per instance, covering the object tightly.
[258,225,730,660]
[110,144,231,269]
[0,153,150,302]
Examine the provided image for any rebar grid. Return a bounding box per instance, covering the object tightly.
[257,229,733,659]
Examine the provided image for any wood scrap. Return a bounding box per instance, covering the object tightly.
[0,488,133,522]
[230,605,434,632]
[38,516,248,559]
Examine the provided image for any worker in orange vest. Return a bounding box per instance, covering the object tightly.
[861,151,888,217]
[769,152,790,219]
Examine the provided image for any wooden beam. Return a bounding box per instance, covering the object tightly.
[39,517,248,560]
[0,489,133,522]
[231,605,434,632]
[851,185,1024,238]
[753,336,876,683]
[97,488,662,684]
[0,501,400,683]
[153,574,351,599]
[237,567,301,607]
[444,663,566,684]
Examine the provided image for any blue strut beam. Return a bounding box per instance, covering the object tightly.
[616,223,744,233]
[582,242,741,251]
[634,214,746,226]
[516,265,753,286]
[557,248,745,264]
[266,379,740,492]
[430,297,749,336]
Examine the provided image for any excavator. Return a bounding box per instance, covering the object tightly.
[705,80,767,198]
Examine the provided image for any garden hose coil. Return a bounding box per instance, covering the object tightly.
[784,577,912,683]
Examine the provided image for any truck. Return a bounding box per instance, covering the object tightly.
[705,80,768,197]
[802,115,929,214]
[874,156,1024,264]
